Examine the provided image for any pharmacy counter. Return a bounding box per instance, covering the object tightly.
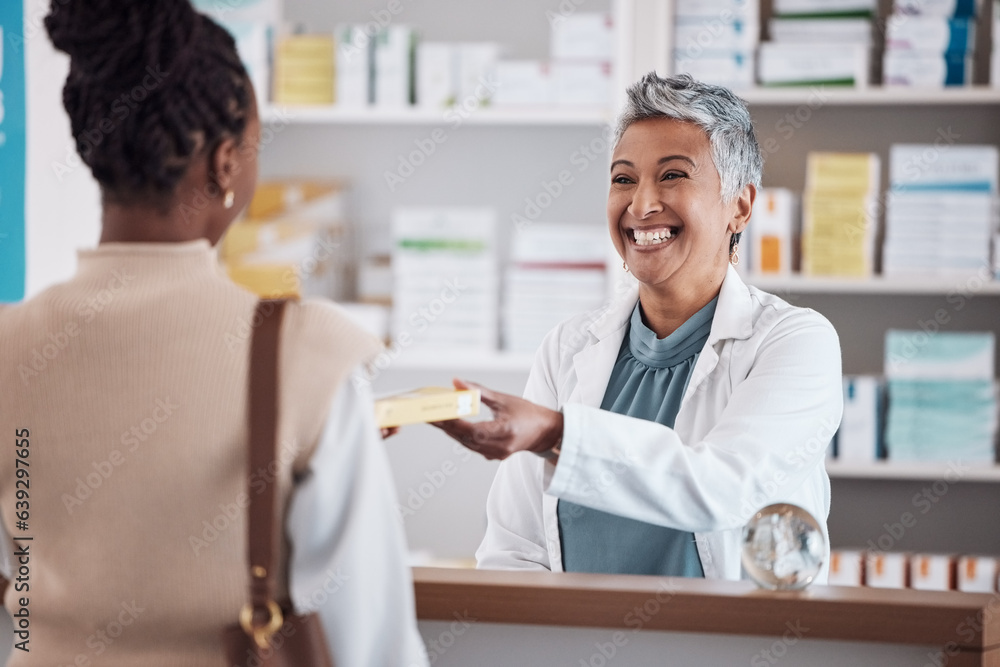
[413,567,1000,666]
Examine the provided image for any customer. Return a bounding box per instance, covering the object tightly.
[433,73,843,582]
[0,1,426,665]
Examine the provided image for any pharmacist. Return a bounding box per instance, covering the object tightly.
[431,72,843,581]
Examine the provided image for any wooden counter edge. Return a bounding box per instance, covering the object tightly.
[413,567,1000,652]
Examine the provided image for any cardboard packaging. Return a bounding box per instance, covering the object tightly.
[865,552,910,588]
[374,387,481,428]
[828,549,866,586]
[957,555,1000,592]
[910,554,957,591]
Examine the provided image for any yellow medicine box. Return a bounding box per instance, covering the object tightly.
[374,387,481,428]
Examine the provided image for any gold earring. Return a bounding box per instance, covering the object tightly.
[622,261,629,273]
[730,243,740,267]
[223,190,235,209]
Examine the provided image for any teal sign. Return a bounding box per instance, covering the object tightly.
[0,0,26,302]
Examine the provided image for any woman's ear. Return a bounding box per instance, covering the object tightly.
[210,135,241,192]
[729,183,756,235]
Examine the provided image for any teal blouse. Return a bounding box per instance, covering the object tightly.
[557,296,719,576]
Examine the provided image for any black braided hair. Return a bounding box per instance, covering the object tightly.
[45,0,252,206]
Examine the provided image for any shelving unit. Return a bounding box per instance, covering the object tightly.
[745,274,1000,295]
[260,0,1000,559]
[826,461,1000,482]
[260,104,611,126]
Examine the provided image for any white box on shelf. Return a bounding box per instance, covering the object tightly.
[773,0,876,14]
[865,552,909,588]
[675,14,759,52]
[769,17,872,44]
[992,49,1000,87]
[893,0,979,17]
[885,16,976,53]
[883,50,972,86]
[889,144,998,192]
[838,376,881,463]
[510,223,608,264]
[457,43,500,104]
[551,12,614,61]
[676,0,759,22]
[226,22,271,105]
[747,188,795,274]
[758,43,870,87]
[374,25,415,107]
[551,62,613,106]
[910,554,956,591]
[674,50,756,89]
[957,555,1000,592]
[493,61,551,106]
[335,24,371,107]
[416,42,455,109]
[828,549,865,586]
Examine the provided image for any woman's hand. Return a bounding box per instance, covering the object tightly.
[429,379,563,461]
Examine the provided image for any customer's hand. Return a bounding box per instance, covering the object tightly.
[429,379,563,461]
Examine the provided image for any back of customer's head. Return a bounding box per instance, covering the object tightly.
[44,0,252,208]
[614,72,763,206]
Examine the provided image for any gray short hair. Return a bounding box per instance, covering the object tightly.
[614,72,763,205]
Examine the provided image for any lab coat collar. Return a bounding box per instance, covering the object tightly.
[587,264,755,345]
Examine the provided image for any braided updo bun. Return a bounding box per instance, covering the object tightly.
[45,0,252,204]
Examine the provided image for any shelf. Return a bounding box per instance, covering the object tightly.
[740,86,1000,106]
[827,461,1000,482]
[260,104,611,127]
[390,350,536,372]
[745,274,1000,295]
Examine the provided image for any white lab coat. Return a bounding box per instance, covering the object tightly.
[477,265,843,582]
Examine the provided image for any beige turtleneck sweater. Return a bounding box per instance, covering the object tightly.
[0,240,393,665]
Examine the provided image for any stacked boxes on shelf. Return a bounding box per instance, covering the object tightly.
[672,0,759,89]
[502,223,608,353]
[884,330,998,463]
[883,144,998,276]
[220,181,351,300]
[800,152,880,277]
[759,0,874,87]
[549,13,614,106]
[191,0,277,103]
[884,0,978,87]
[390,207,498,352]
[829,550,1000,592]
[274,35,335,105]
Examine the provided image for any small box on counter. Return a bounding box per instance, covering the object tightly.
[910,554,957,591]
[865,552,910,588]
[374,387,481,428]
[957,555,1000,592]
[828,549,866,586]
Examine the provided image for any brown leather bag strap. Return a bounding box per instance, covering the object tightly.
[248,299,288,610]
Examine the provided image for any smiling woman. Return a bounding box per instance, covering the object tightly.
[430,72,844,583]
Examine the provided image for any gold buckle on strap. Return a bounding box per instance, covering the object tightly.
[239,600,284,649]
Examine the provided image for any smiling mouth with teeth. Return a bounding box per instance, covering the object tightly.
[632,228,679,246]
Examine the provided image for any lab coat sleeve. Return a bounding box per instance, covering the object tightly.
[286,369,428,667]
[547,310,843,534]
[475,331,563,571]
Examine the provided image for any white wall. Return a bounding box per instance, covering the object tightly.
[23,0,101,299]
